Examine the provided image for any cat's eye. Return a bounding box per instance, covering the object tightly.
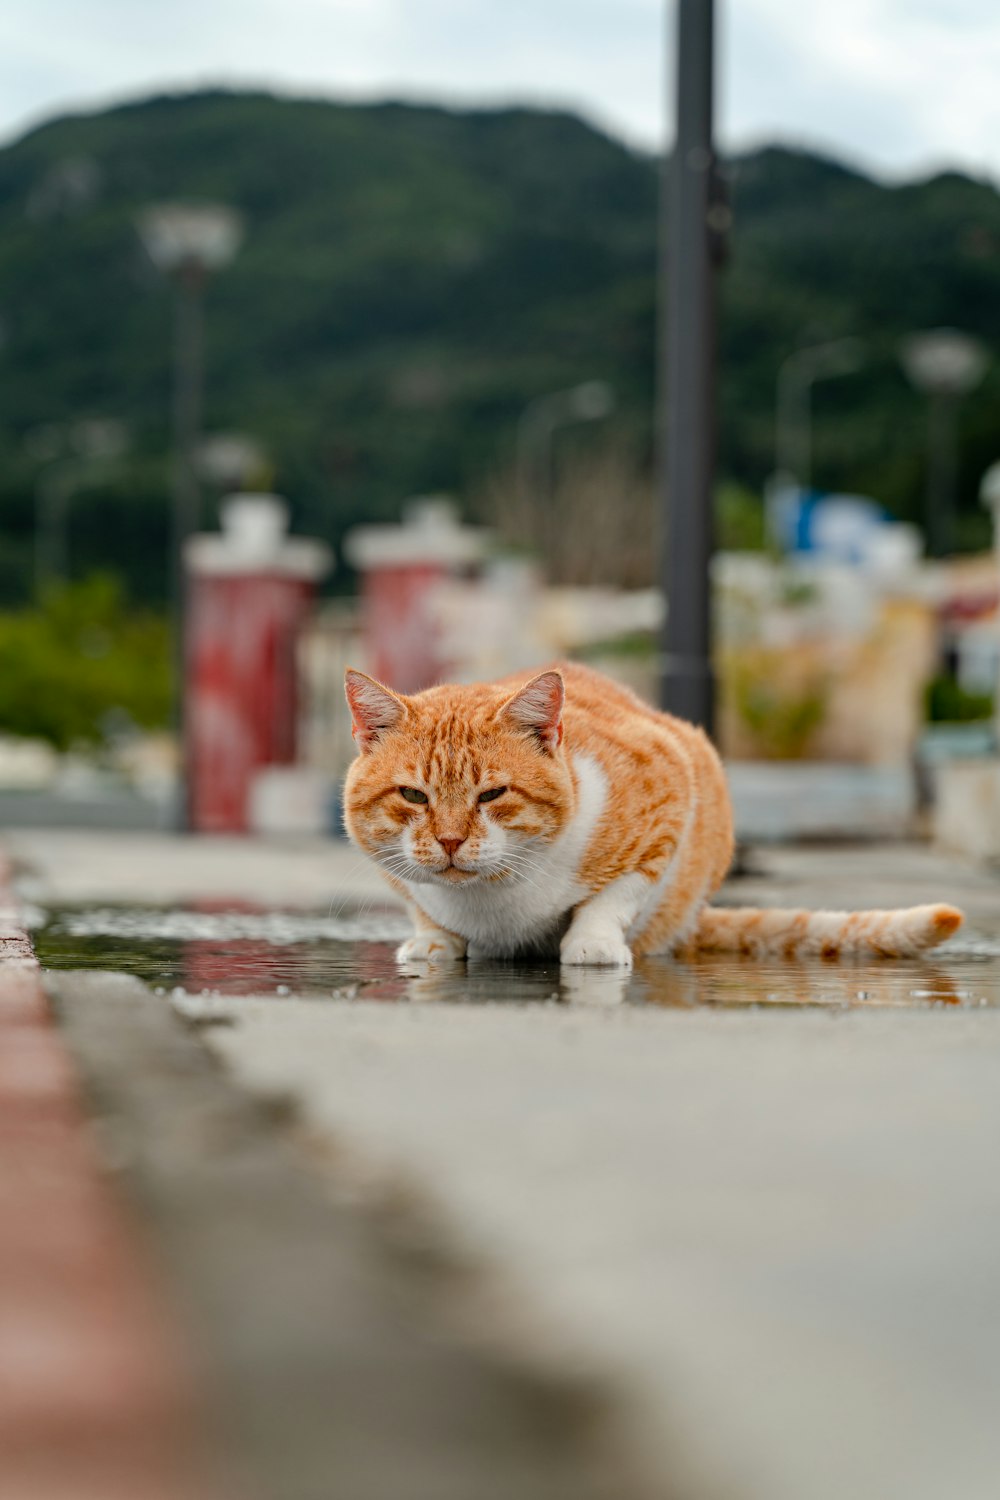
[399,786,428,804]
[478,787,507,803]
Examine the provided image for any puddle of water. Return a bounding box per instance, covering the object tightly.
[34,903,409,1002]
[32,904,1000,1011]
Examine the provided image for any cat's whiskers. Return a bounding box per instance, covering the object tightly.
[376,851,428,884]
[383,844,544,892]
[484,847,552,899]
[376,850,483,889]
[327,878,370,922]
[348,885,385,922]
[492,841,547,873]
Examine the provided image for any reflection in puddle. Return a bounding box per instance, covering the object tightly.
[33,903,1000,1011]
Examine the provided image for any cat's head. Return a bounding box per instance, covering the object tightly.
[342,668,573,885]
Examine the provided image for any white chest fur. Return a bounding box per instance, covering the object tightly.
[403,752,608,957]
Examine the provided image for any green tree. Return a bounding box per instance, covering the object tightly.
[0,575,170,748]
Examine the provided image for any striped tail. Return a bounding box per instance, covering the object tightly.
[692,904,964,960]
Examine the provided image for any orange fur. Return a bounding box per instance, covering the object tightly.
[343,662,964,966]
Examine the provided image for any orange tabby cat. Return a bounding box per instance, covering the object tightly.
[343,661,963,968]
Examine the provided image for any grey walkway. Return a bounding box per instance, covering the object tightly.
[12,829,1000,1499]
[4,827,388,907]
[200,998,1000,1500]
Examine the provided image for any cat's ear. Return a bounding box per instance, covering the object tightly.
[501,670,564,752]
[345,669,406,753]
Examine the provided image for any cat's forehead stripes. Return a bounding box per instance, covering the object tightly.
[424,737,483,786]
[404,703,501,786]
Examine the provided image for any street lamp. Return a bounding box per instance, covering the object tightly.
[198,432,269,494]
[138,202,243,827]
[516,380,615,566]
[30,419,129,592]
[774,337,866,498]
[901,328,989,558]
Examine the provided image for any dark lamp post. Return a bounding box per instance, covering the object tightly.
[660,0,722,732]
[138,202,244,828]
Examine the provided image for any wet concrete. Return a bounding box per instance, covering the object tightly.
[33,901,1000,1011]
[22,831,1000,1013]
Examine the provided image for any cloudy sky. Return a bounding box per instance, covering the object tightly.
[2,0,999,181]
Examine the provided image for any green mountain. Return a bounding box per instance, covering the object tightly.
[0,89,998,601]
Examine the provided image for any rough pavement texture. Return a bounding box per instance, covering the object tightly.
[0,866,213,1500]
[47,970,659,1500]
[199,994,1000,1500]
[13,830,1000,1500]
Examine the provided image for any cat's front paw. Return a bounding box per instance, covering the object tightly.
[560,934,633,969]
[396,931,467,966]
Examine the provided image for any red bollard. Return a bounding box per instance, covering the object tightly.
[344,499,489,693]
[184,496,331,832]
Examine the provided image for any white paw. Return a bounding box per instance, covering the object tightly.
[396,932,467,965]
[560,934,633,969]
[560,969,630,1006]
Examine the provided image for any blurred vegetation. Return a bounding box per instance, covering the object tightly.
[716,483,766,551]
[483,441,656,586]
[0,575,170,747]
[577,630,657,661]
[925,673,995,724]
[723,647,830,759]
[0,91,998,604]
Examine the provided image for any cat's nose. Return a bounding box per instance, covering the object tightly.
[438,837,465,857]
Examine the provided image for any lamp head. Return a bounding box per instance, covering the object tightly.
[138,202,243,276]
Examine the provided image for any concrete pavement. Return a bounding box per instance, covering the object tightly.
[4,833,655,1500]
[7,827,1000,1499]
[48,968,649,1500]
[0,858,217,1500]
[200,990,1000,1500]
[4,827,389,908]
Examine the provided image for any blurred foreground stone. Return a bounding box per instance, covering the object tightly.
[0,864,217,1500]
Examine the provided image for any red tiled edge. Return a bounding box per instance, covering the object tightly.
[0,856,217,1500]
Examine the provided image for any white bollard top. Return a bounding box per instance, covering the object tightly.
[980,462,1000,516]
[185,494,333,579]
[344,496,491,571]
